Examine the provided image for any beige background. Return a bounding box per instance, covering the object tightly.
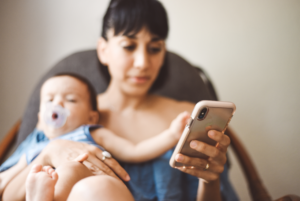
[0,0,299,200]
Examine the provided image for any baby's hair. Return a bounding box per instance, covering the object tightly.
[51,73,98,111]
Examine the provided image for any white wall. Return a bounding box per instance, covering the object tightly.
[0,0,299,200]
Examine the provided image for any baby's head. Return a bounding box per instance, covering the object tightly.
[38,73,99,139]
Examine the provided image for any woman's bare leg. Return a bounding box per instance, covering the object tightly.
[67,175,134,201]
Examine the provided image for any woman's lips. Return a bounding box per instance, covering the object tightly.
[129,76,150,84]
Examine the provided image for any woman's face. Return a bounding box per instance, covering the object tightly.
[97,28,166,96]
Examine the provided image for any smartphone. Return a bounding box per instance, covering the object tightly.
[169,100,236,168]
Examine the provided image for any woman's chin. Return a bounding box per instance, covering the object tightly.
[122,84,152,96]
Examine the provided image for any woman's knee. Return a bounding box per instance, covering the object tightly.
[68,175,134,201]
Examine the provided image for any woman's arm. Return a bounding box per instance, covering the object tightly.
[173,130,231,201]
[44,139,130,181]
[92,112,190,163]
[0,155,27,196]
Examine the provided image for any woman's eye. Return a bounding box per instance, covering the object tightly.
[149,47,162,54]
[123,45,136,51]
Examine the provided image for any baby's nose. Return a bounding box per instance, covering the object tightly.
[52,98,64,107]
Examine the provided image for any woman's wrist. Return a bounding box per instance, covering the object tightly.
[197,178,222,201]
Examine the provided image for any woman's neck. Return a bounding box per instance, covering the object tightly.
[99,84,153,112]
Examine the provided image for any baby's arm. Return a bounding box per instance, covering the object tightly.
[92,112,190,163]
[0,154,27,196]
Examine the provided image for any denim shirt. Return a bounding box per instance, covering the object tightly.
[120,148,239,201]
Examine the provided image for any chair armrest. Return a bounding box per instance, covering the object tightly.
[274,195,300,201]
[0,120,21,164]
[226,127,272,201]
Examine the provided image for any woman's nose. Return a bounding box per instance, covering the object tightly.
[133,47,150,70]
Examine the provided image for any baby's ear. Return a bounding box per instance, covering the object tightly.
[89,111,100,124]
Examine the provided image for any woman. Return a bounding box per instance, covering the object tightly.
[8,0,239,200]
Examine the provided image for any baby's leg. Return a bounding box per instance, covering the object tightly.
[53,161,93,201]
[67,175,134,201]
[26,164,58,201]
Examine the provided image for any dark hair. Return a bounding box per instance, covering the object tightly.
[51,73,98,111]
[99,0,169,92]
[102,0,169,40]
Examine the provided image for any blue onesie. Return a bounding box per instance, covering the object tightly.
[0,125,103,172]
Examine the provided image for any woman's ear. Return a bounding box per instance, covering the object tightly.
[88,111,100,124]
[97,37,108,66]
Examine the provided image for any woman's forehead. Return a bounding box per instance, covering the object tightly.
[107,27,163,41]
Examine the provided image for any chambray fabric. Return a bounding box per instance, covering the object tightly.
[121,149,239,201]
[0,125,103,172]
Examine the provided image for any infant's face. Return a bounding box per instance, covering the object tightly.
[39,76,94,138]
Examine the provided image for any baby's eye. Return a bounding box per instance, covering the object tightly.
[67,99,77,103]
[46,98,53,102]
[123,45,136,51]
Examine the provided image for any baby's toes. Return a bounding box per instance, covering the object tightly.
[42,166,53,175]
[51,171,59,184]
[30,164,43,174]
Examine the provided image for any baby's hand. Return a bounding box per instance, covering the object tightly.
[169,111,190,140]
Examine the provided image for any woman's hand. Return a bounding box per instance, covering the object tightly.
[39,139,130,181]
[174,130,230,182]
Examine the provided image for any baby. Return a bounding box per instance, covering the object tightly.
[0,73,190,201]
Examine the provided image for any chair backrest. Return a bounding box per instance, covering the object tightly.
[8,50,300,201]
[16,50,215,146]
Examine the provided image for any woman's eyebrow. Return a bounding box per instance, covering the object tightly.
[125,34,136,39]
[151,37,162,42]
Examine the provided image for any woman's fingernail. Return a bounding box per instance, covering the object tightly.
[190,141,197,148]
[176,154,184,162]
[126,175,130,181]
[208,130,215,137]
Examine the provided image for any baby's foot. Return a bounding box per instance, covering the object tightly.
[26,164,58,201]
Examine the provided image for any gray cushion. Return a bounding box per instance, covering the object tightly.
[16,50,217,146]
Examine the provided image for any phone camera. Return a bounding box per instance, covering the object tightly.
[198,107,208,120]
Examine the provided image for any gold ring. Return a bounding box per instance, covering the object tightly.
[205,163,209,170]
